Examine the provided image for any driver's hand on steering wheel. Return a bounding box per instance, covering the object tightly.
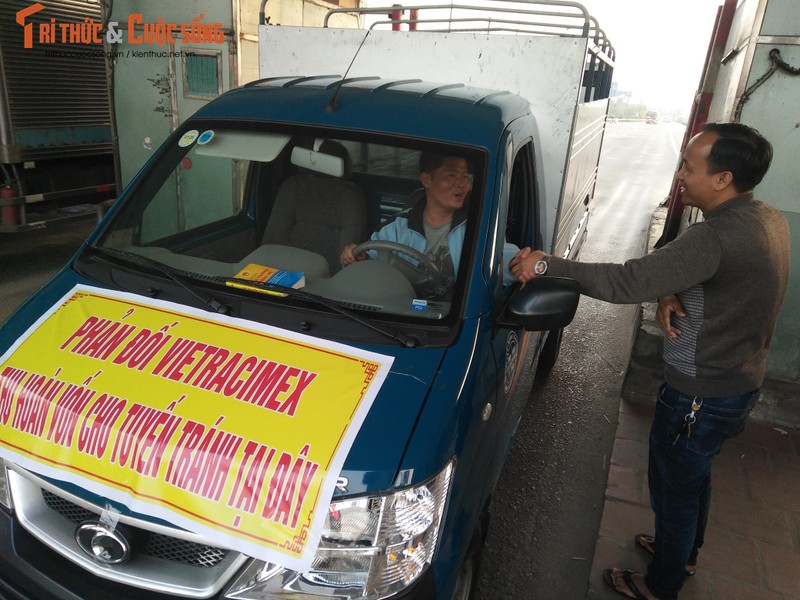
[340,243,367,266]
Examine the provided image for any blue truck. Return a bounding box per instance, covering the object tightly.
[0,3,614,599]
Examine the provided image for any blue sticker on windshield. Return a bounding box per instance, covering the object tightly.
[197,130,215,145]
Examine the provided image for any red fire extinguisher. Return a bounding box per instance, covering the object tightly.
[1,185,19,225]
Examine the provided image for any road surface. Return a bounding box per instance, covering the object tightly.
[0,216,96,324]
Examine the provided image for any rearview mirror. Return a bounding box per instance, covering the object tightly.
[290,147,345,178]
[497,277,580,331]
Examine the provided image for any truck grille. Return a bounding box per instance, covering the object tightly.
[41,489,228,569]
[8,467,248,598]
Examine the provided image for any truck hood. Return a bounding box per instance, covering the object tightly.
[332,346,446,497]
[0,270,449,508]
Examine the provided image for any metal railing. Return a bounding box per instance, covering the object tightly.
[325,1,608,44]
[322,1,615,100]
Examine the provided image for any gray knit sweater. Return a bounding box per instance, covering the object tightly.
[545,192,790,397]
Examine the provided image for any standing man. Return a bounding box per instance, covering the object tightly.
[510,122,790,600]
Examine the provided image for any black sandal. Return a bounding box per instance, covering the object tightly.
[603,568,648,600]
[634,533,696,576]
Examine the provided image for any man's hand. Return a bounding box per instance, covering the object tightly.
[508,247,545,282]
[657,295,685,339]
[340,243,366,266]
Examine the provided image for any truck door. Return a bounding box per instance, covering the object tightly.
[483,138,547,493]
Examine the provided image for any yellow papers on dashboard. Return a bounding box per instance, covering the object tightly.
[231,263,305,289]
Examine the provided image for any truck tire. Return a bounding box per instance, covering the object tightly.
[537,328,564,372]
[451,526,484,600]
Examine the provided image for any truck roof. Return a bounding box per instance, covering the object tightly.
[192,75,531,149]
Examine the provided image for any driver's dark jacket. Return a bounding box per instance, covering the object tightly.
[368,197,519,285]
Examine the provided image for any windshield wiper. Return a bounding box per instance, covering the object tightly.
[84,247,417,347]
[86,247,231,315]
[223,276,419,348]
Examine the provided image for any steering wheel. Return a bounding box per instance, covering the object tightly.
[351,240,444,291]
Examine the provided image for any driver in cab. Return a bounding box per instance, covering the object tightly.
[340,152,534,297]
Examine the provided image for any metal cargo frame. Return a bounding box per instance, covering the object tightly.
[259,0,615,256]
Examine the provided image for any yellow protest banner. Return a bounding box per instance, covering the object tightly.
[0,285,392,571]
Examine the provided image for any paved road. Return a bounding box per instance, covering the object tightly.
[0,216,97,324]
[475,121,687,600]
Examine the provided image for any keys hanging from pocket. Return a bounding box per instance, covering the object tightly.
[673,398,703,445]
[683,398,703,439]
[672,422,688,446]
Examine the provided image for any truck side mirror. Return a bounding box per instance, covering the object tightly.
[497,277,580,331]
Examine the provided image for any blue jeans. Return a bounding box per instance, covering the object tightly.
[644,381,760,599]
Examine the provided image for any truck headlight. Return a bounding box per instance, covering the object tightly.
[224,460,453,599]
[0,459,11,509]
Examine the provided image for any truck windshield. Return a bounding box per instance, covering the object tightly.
[93,122,483,322]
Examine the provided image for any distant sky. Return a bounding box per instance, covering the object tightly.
[577,0,722,112]
[362,0,724,113]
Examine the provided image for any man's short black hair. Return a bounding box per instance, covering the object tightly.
[419,152,472,175]
[702,122,772,192]
[419,152,447,175]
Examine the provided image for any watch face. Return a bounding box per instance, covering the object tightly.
[534,260,548,275]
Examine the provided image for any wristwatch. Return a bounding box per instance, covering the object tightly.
[534,259,548,276]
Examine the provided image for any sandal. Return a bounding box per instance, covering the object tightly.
[603,568,648,600]
[634,533,696,576]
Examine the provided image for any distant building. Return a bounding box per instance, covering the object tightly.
[107,0,362,188]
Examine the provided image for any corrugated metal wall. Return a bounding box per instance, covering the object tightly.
[0,0,112,160]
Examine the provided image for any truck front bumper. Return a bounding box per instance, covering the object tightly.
[0,509,439,600]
